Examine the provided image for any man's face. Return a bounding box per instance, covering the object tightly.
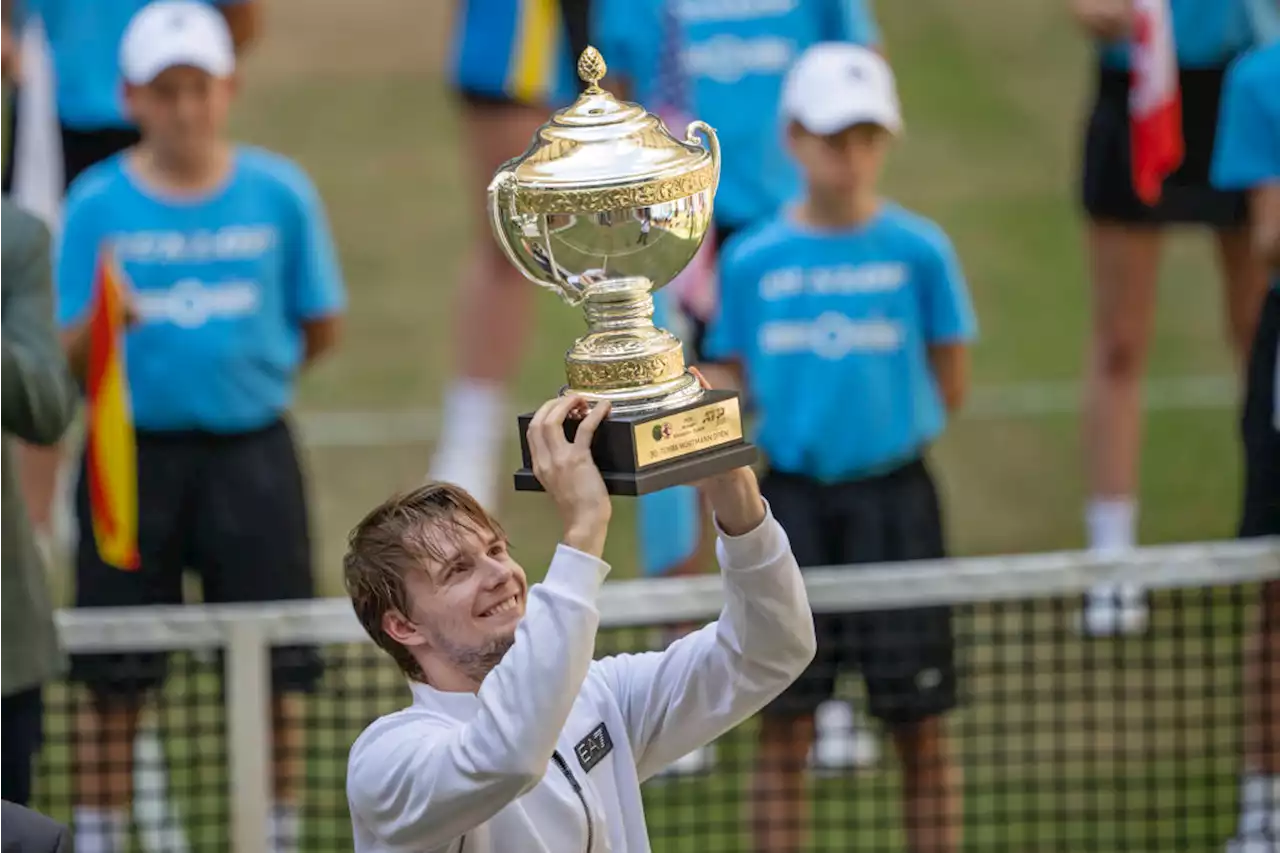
[790,122,890,195]
[125,65,235,160]
[389,518,529,685]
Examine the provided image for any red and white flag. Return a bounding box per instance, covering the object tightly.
[1129,0,1184,206]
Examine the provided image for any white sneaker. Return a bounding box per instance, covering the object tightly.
[653,744,716,778]
[1077,584,1150,638]
[1225,834,1279,853]
[808,701,880,774]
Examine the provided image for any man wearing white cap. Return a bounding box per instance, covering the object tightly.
[700,44,976,852]
[55,4,345,852]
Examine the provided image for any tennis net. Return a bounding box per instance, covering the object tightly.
[37,536,1280,852]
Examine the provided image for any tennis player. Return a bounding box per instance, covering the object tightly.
[344,384,817,852]
[1212,38,1280,853]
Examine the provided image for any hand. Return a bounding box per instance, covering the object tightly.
[1071,0,1133,40]
[2,22,20,84]
[526,394,612,557]
[687,367,765,536]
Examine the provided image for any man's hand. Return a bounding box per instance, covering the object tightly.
[688,368,766,536]
[2,21,20,84]
[1070,0,1134,40]
[527,394,612,557]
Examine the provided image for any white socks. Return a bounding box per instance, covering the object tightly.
[429,380,507,510]
[73,807,128,853]
[1082,498,1148,636]
[1237,774,1280,838]
[73,803,299,853]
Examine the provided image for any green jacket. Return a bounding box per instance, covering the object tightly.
[2,199,79,697]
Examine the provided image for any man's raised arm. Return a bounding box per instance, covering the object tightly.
[594,459,817,781]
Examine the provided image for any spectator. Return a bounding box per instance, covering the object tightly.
[0,0,260,581]
[1,198,80,808]
[702,45,976,853]
[1211,37,1280,853]
[597,0,886,773]
[1,800,74,852]
[1071,0,1270,636]
[53,4,345,852]
[427,0,590,509]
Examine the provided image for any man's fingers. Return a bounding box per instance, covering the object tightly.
[573,400,611,446]
[542,394,583,440]
[689,366,712,391]
[529,397,559,431]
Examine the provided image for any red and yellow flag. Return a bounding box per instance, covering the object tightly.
[85,247,140,571]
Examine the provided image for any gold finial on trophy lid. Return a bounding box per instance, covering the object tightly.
[578,46,607,94]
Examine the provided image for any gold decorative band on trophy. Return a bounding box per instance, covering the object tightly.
[511,162,718,215]
[564,349,686,393]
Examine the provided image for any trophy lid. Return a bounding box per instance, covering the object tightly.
[501,47,718,215]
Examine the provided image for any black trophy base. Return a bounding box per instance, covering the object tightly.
[514,389,758,496]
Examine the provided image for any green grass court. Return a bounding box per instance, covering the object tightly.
[23,0,1264,849]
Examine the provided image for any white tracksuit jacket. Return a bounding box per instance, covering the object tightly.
[346,504,816,853]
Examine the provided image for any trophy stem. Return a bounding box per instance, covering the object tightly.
[563,276,703,417]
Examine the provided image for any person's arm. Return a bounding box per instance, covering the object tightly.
[214,0,261,53]
[1069,0,1133,40]
[1,207,79,445]
[1211,52,1280,270]
[919,226,978,414]
[347,396,614,849]
[282,164,346,369]
[592,461,815,782]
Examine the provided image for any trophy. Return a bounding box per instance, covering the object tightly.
[489,46,757,496]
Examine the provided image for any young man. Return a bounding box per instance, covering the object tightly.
[598,0,887,772]
[1070,0,1270,636]
[427,0,590,509]
[54,4,345,852]
[2,199,80,808]
[702,44,976,853]
[2,0,260,556]
[343,388,816,852]
[1212,39,1280,853]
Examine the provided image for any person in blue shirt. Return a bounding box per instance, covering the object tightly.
[702,44,975,853]
[428,0,592,508]
[1212,40,1280,853]
[0,0,260,634]
[1071,0,1270,636]
[53,5,345,852]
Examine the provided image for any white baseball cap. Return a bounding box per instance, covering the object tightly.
[781,43,903,136]
[120,1,235,85]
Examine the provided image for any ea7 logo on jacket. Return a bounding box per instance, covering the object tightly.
[574,723,614,773]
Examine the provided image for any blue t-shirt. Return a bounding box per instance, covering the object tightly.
[29,0,245,129]
[704,203,977,482]
[1098,0,1256,69]
[55,147,347,433]
[596,0,880,231]
[1213,42,1280,291]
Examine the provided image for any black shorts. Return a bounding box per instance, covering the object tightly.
[1240,287,1280,539]
[1081,65,1247,227]
[1,687,44,807]
[760,459,958,725]
[69,420,322,698]
[0,99,140,194]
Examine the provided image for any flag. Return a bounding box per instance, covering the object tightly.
[1129,0,1184,206]
[85,247,140,571]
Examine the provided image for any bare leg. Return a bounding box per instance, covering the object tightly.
[428,102,548,508]
[892,716,961,853]
[75,695,142,852]
[1080,222,1163,634]
[1214,227,1269,369]
[751,713,814,853]
[270,693,305,852]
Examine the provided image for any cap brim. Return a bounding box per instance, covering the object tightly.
[125,52,234,85]
[794,107,902,137]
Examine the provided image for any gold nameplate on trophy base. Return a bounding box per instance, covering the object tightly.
[633,395,744,469]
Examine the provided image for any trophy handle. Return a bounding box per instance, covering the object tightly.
[487,170,573,301]
[684,120,721,189]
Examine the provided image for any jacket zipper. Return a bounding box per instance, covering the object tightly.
[551,750,594,853]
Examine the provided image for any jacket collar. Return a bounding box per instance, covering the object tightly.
[409,679,480,718]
